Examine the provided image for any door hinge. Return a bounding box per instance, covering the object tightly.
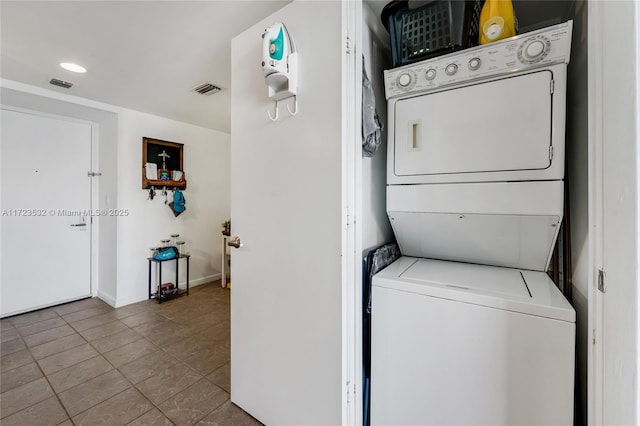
[550,79,555,94]
[345,35,351,54]
[592,329,596,345]
[597,268,606,293]
[87,171,102,177]
[549,146,554,161]
[346,381,355,404]
[346,206,350,228]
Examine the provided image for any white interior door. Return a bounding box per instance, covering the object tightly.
[1,108,92,317]
[229,2,347,425]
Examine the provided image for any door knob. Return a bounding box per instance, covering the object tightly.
[227,236,243,248]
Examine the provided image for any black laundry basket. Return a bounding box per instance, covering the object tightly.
[381,0,484,67]
[363,242,401,426]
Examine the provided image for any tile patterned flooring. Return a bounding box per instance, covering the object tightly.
[0,282,261,426]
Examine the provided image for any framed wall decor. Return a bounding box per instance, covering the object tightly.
[142,137,186,189]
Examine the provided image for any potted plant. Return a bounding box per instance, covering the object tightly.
[221,220,231,236]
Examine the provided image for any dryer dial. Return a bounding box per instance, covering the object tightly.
[518,35,551,64]
[445,64,458,76]
[525,40,545,59]
[398,73,412,87]
[396,70,417,90]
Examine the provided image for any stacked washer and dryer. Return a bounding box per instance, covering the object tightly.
[371,21,576,425]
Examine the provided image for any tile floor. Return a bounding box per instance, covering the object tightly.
[0,282,261,426]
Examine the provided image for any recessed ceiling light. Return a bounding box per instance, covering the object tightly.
[60,62,86,73]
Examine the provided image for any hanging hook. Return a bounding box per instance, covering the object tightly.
[286,96,298,116]
[268,100,279,121]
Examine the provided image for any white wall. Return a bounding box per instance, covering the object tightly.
[361,2,393,254]
[0,79,230,308]
[116,109,230,306]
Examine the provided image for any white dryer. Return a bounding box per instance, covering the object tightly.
[372,21,576,425]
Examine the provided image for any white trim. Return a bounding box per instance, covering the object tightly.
[184,273,221,288]
[97,290,116,308]
[636,4,640,420]
[588,2,640,424]
[114,274,222,308]
[353,1,364,425]
[90,122,100,298]
[587,2,604,425]
[0,104,99,129]
[1,78,221,133]
[1,78,120,113]
[342,0,361,424]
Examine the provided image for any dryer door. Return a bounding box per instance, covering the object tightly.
[393,70,554,178]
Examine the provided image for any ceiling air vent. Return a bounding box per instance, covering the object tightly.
[192,82,221,96]
[49,78,74,89]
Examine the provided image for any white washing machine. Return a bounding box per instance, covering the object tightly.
[372,21,576,425]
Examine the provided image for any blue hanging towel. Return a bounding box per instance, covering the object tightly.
[174,189,185,213]
[169,189,186,217]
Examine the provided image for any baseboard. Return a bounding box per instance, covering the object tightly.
[97,290,116,307]
[184,273,221,288]
[114,273,223,308]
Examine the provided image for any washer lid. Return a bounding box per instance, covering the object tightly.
[373,257,575,322]
[400,258,530,298]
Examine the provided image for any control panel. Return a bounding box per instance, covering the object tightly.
[384,20,573,99]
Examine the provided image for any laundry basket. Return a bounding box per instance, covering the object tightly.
[381,0,483,67]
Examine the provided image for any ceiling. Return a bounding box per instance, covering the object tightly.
[0,1,291,134]
[1,1,574,134]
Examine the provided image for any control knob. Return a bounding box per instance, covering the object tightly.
[445,64,458,76]
[425,68,437,80]
[518,35,550,64]
[525,40,545,59]
[398,72,412,87]
[468,57,481,71]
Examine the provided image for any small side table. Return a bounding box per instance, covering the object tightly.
[221,235,231,288]
[148,254,190,303]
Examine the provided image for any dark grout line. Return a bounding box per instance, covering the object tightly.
[30,350,75,425]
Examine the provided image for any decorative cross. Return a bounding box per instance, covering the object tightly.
[158,150,170,169]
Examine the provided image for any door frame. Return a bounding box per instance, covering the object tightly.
[588,1,640,425]
[0,105,100,305]
[587,2,603,421]
[342,0,361,424]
